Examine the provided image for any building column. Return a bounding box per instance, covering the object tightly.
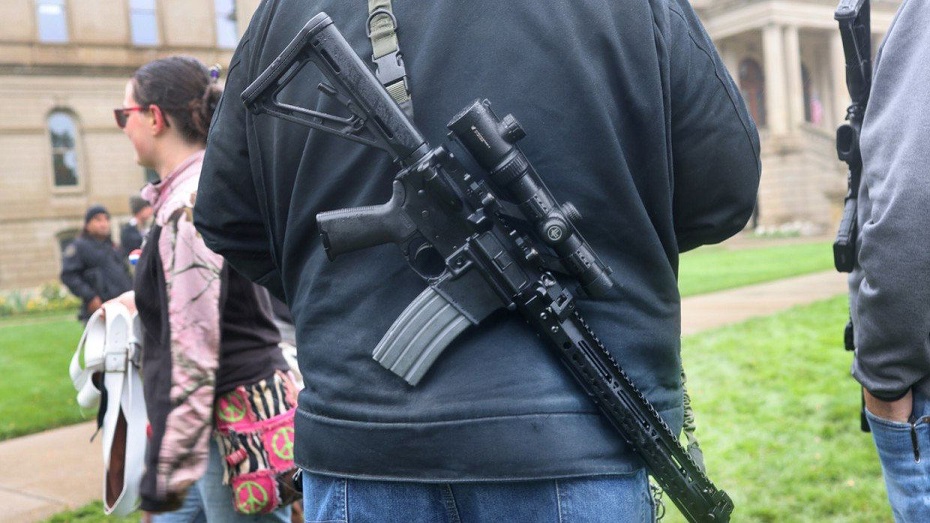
[762,23,789,134]
[830,31,849,127]
[783,25,805,128]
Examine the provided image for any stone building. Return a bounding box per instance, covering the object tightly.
[693,0,900,229]
[0,0,902,290]
[0,0,260,290]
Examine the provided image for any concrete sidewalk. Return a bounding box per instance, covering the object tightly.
[0,270,849,522]
[0,421,100,522]
[680,270,848,335]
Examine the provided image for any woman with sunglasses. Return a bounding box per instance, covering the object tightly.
[110,56,296,522]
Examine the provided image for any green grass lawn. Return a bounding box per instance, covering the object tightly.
[42,502,138,523]
[679,240,833,297]
[663,295,890,523]
[0,312,89,440]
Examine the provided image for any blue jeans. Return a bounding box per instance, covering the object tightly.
[865,389,930,523]
[152,439,291,523]
[301,469,654,522]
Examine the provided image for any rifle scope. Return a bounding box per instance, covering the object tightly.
[447,100,613,298]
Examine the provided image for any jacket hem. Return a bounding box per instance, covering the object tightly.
[294,406,684,482]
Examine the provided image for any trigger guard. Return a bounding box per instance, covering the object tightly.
[406,239,446,279]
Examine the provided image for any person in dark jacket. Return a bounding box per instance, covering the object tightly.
[119,195,153,259]
[60,205,133,321]
[195,1,761,520]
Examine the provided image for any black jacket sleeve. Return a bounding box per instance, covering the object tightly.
[60,240,97,301]
[195,4,287,301]
[667,0,761,253]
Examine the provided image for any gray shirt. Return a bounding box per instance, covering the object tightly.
[850,0,930,401]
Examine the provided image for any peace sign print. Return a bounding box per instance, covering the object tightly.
[271,426,295,461]
[217,393,248,423]
[235,480,270,514]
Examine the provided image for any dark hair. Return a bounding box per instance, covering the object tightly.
[84,204,109,225]
[131,56,222,145]
[129,195,151,215]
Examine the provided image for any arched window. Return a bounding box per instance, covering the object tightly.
[47,111,81,187]
[738,58,766,127]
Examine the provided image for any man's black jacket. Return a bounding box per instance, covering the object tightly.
[60,235,133,320]
[196,0,760,481]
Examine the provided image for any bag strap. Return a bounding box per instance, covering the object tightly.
[99,305,147,516]
[366,0,414,117]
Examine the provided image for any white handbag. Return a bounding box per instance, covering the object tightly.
[69,302,148,516]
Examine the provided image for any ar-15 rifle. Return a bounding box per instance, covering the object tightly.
[243,13,733,522]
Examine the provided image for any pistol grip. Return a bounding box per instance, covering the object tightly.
[372,286,473,386]
[317,181,416,260]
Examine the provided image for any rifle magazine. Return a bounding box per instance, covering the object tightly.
[372,286,472,385]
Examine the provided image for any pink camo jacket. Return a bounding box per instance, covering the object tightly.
[141,150,224,502]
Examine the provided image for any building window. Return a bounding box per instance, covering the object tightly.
[738,58,766,127]
[215,0,238,48]
[36,0,69,43]
[47,111,81,187]
[129,0,159,46]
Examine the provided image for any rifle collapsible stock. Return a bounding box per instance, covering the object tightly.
[243,13,733,522]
